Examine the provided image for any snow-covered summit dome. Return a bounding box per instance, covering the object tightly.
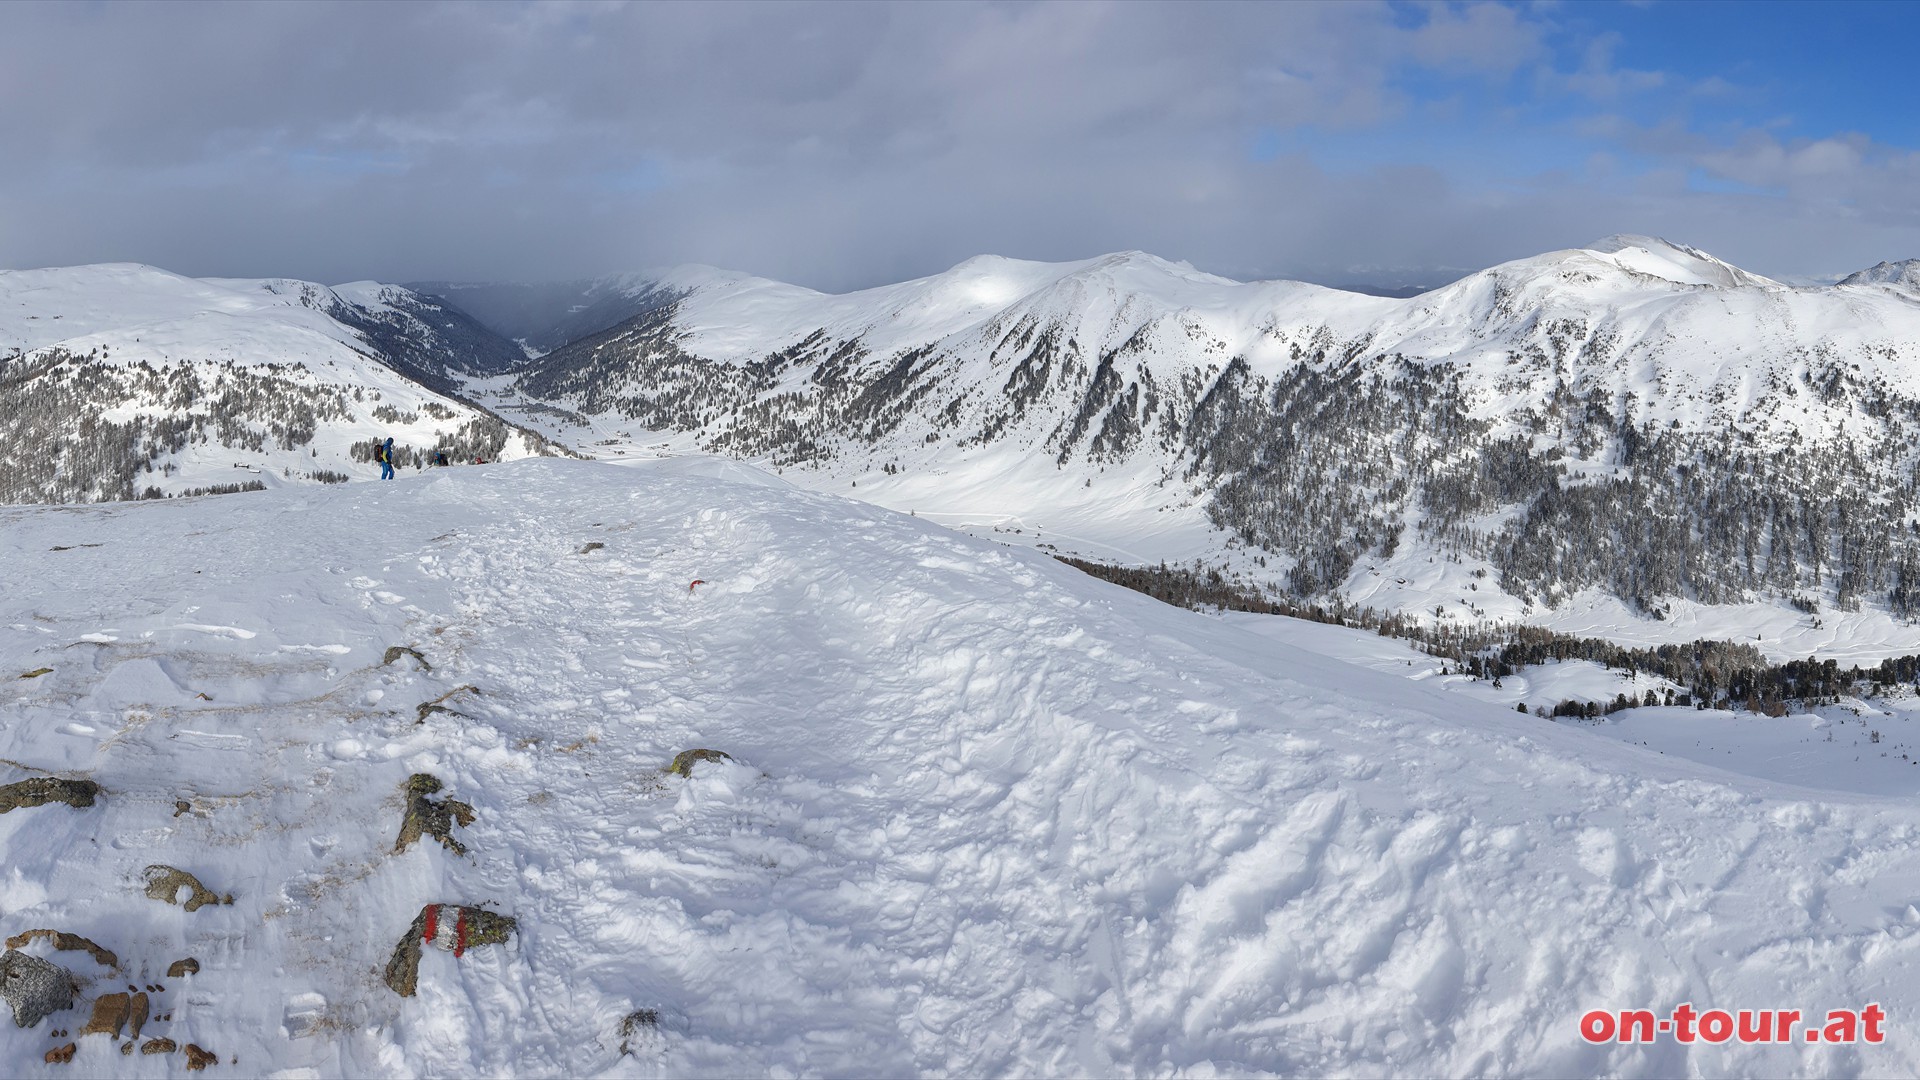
[1580,235,1778,289]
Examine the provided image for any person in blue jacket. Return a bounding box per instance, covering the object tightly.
[379,437,396,480]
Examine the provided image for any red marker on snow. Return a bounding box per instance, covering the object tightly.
[689,580,706,592]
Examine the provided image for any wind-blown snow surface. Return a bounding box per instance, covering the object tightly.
[3,458,1919,1077]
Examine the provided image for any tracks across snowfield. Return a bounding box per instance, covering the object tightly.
[2,457,1919,1077]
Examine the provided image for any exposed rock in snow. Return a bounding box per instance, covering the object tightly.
[0,950,75,1029]
[1,457,1917,1075]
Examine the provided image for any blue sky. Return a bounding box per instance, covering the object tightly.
[0,1,1915,288]
[1246,0,1920,282]
[1575,1,1919,147]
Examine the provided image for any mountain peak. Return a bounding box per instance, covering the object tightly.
[1585,233,1682,255]
[615,264,788,297]
[1579,235,1777,289]
[1839,259,1920,291]
[1073,250,1239,286]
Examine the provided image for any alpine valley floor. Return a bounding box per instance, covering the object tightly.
[2,457,1918,1077]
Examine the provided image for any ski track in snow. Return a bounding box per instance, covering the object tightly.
[1,458,1919,1077]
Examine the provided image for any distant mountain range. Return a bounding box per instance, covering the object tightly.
[10,238,1920,627]
[479,236,1920,622]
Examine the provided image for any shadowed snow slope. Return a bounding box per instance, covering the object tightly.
[2,457,1918,1076]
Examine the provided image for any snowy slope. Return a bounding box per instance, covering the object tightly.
[1,265,354,358]
[1835,255,1920,297]
[1838,259,1920,292]
[493,238,1920,644]
[320,280,528,386]
[1224,610,1920,795]
[2,457,1918,1077]
[2,266,510,374]
[0,264,548,504]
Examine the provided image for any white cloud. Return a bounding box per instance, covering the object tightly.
[0,0,1912,289]
[1409,1,1548,75]
[1552,32,1666,101]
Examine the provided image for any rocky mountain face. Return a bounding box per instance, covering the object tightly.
[323,281,529,392]
[0,264,551,505]
[503,238,1920,618]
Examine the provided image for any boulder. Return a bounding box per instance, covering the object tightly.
[383,904,517,997]
[382,646,431,671]
[394,774,476,856]
[0,777,99,814]
[667,749,733,777]
[4,930,116,970]
[142,865,232,911]
[0,949,75,1027]
[79,991,130,1038]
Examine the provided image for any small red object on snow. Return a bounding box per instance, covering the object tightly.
[689,580,706,592]
[421,902,474,958]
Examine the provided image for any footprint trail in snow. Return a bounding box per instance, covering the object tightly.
[0,457,1917,1076]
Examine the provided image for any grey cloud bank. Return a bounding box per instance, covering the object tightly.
[0,1,1914,291]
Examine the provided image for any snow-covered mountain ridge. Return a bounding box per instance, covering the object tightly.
[1,265,521,382]
[2,456,1916,1076]
[13,239,1920,635]
[495,237,1920,625]
[0,264,547,504]
[1839,258,1920,292]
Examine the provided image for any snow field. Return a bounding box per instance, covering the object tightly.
[1227,611,1920,797]
[0,458,1918,1076]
